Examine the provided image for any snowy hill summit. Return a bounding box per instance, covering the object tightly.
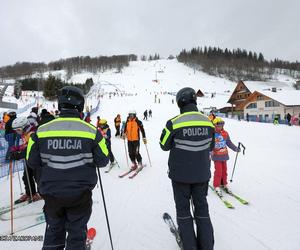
[47,58,297,111]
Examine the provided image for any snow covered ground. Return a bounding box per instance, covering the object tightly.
[1,59,300,250]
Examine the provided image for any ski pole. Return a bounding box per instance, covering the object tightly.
[96,167,114,250]
[230,142,246,182]
[9,160,14,235]
[144,143,152,167]
[114,158,121,168]
[123,138,129,168]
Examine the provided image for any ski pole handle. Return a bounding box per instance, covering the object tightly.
[239,142,246,155]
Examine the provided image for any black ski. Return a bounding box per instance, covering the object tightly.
[163,212,183,250]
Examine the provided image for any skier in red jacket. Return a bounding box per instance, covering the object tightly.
[211,117,240,197]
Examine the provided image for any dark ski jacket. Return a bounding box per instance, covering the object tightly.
[160,104,215,184]
[26,109,109,197]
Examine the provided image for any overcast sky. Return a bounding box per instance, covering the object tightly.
[0,0,299,67]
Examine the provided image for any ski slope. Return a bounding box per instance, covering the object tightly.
[1,59,300,250]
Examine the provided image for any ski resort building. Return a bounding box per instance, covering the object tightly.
[227,80,252,114]
[240,90,300,123]
[196,89,204,97]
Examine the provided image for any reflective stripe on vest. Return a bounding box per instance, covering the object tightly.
[171,112,214,130]
[26,137,35,160]
[160,127,171,146]
[98,137,109,156]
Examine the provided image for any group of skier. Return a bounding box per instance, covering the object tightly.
[4,107,57,204]
[3,85,242,250]
[95,110,148,171]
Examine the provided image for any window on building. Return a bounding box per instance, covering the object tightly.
[246,103,257,109]
[257,95,264,100]
[265,100,280,107]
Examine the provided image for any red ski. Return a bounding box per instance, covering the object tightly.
[129,164,146,179]
[86,227,96,250]
[118,169,134,178]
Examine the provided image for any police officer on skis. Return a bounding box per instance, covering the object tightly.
[26,86,109,250]
[160,87,215,250]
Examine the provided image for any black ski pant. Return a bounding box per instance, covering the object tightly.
[115,125,120,136]
[127,140,142,164]
[172,181,214,250]
[23,164,37,196]
[42,190,92,250]
[107,142,115,163]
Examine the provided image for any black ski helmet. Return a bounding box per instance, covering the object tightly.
[8,111,17,118]
[57,86,85,112]
[176,87,197,108]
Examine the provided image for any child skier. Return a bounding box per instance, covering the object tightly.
[211,117,240,197]
[9,116,40,203]
[98,119,117,167]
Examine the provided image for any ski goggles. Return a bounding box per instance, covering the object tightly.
[215,121,225,126]
[14,127,24,135]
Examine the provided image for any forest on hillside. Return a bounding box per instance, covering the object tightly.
[0,54,137,80]
[177,46,300,81]
[1,48,300,88]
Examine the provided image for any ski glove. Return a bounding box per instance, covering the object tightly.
[9,151,23,160]
[143,138,147,144]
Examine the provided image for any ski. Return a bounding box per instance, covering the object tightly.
[223,189,249,205]
[118,169,134,178]
[0,208,43,221]
[105,165,114,173]
[0,200,31,216]
[86,227,96,250]
[163,213,183,250]
[129,165,145,179]
[209,185,234,209]
[2,213,45,235]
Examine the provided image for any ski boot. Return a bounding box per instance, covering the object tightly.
[215,187,223,197]
[110,161,117,167]
[32,193,42,202]
[130,163,138,171]
[14,194,30,204]
[222,185,233,194]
